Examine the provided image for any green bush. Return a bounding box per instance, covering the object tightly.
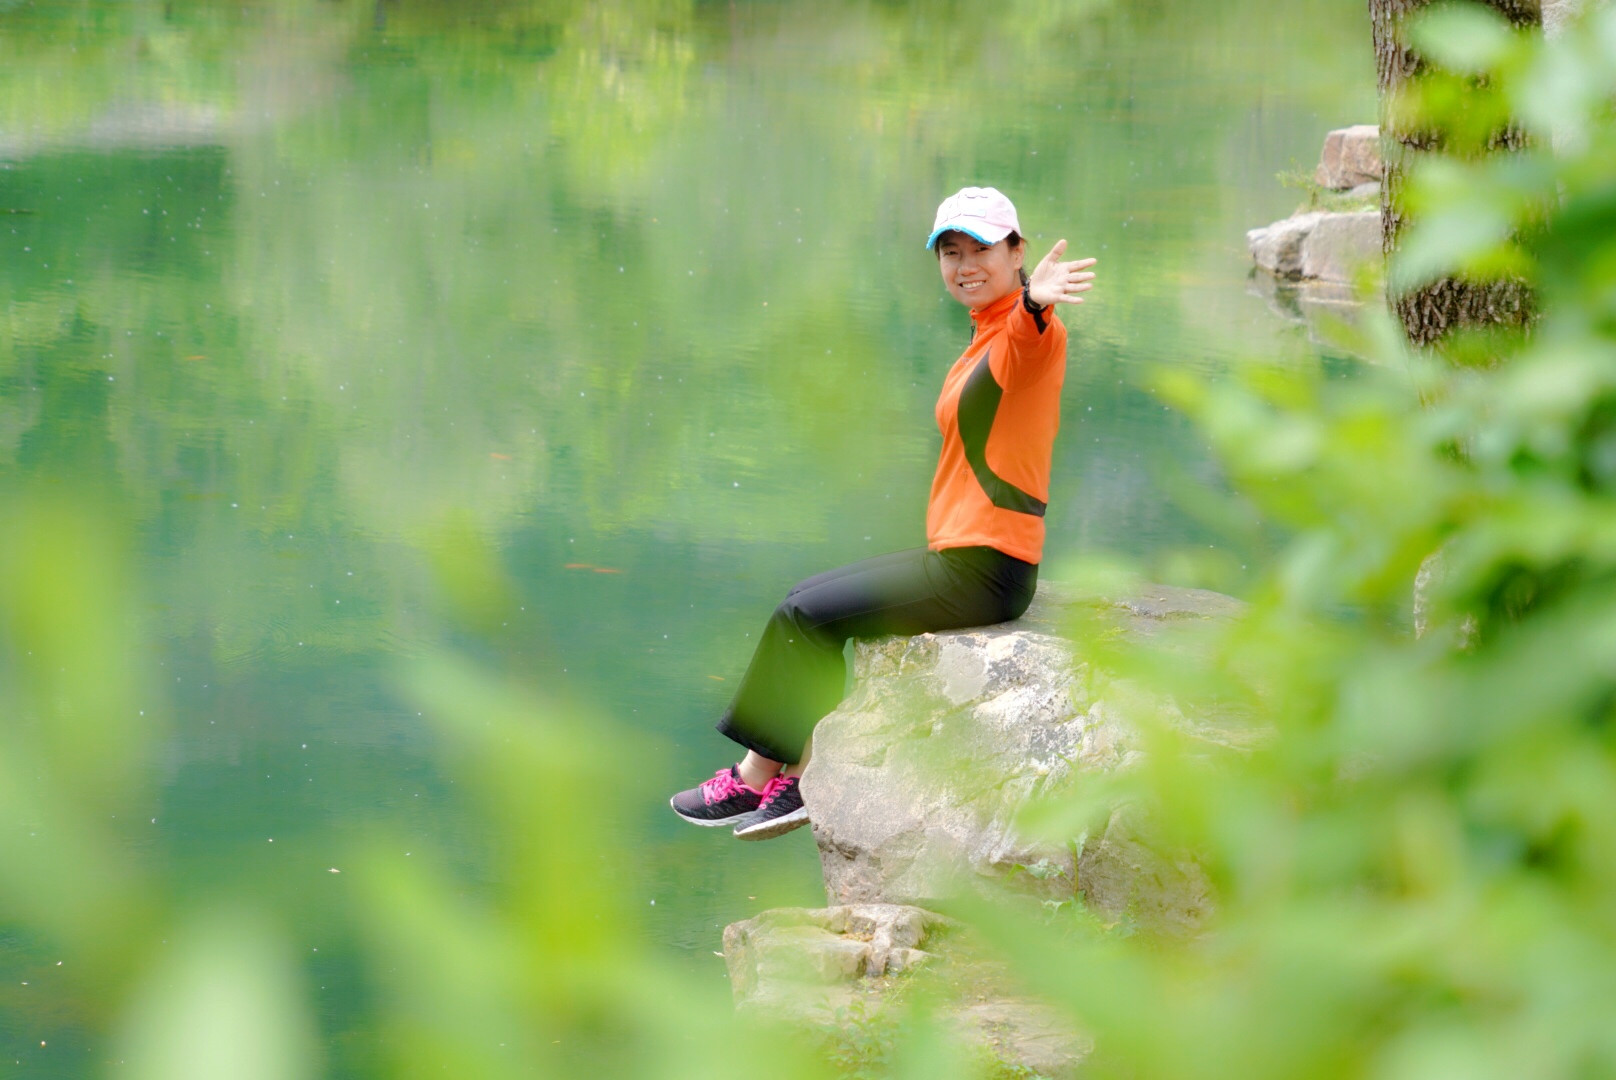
[991,5,1616,1077]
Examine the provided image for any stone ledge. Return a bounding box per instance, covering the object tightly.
[723,904,952,1017]
[723,902,1091,1077]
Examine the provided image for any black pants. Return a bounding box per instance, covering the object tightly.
[716,546,1037,763]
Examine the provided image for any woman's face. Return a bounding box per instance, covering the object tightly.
[935,232,1025,310]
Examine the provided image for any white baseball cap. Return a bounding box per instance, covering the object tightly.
[925,186,1022,250]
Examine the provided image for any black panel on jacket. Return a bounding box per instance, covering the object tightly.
[956,350,1048,517]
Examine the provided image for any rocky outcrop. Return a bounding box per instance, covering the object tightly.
[721,583,1245,1073]
[805,627,1097,910]
[803,583,1238,927]
[1247,208,1380,285]
[1314,124,1383,190]
[1301,210,1380,282]
[1249,125,1383,288]
[1247,211,1328,280]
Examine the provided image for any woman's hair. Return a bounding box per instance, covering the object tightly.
[934,229,1029,286]
[1008,231,1029,286]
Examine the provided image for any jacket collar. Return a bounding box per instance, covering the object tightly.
[969,286,1023,327]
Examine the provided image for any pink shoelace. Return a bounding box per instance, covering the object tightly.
[699,767,750,805]
[755,774,796,810]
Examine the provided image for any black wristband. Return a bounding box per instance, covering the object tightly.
[1021,284,1050,332]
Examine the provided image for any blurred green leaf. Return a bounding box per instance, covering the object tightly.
[420,510,515,632]
[0,497,153,806]
[1408,2,1519,75]
[1390,203,1513,292]
[1516,38,1599,143]
[114,910,320,1080]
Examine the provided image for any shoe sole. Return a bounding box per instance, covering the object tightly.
[733,805,809,841]
[669,796,758,827]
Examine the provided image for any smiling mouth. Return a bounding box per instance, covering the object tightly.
[959,281,984,290]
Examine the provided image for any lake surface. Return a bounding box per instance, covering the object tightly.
[1,0,1376,1073]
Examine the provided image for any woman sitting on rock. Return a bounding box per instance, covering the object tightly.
[671,186,1096,840]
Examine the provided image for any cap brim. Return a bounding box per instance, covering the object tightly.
[924,221,1014,250]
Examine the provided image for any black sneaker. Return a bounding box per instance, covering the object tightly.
[670,765,766,827]
[733,775,808,840]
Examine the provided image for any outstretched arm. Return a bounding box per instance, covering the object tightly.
[1025,239,1097,308]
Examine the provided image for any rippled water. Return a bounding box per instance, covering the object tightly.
[1,0,1374,1071]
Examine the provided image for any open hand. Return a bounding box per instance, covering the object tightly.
[1025,240,1097,307]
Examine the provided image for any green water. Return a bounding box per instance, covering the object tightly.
[2,0,1375,1072]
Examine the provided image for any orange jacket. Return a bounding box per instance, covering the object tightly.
[926,286,1067,565]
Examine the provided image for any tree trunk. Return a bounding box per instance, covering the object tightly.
[1370,0,1540,350]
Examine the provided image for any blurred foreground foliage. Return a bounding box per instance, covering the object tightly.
[6,1,1616,1078]
[0,490,816,1079]
[1006,5,1616,1078]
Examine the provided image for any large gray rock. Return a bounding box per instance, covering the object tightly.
[1314,124,1382,189]
[1301,209,1381,284]
[1248,209,1382,285]
[1247,211,1325,279]
[803,583,1240,928]
[724,586,1244,1073]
